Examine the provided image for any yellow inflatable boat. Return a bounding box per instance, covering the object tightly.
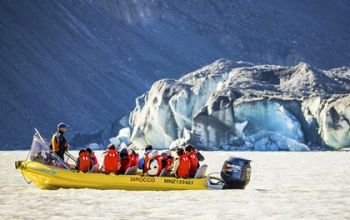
[15,160,208,190]
[15,130,251,191]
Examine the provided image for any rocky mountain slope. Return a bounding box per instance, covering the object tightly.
[129,60,350,150]
[1,0,349,149]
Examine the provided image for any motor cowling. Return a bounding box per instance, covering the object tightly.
[220,157,251,189]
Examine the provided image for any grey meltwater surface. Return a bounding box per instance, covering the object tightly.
[1,151,349,219]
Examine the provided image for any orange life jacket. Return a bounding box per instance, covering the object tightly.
[50,133,68,153]
[176,154,191,178]
[128,153,139,167]
[79,151,91,173]
[104,149,119,174]
[155,155,163,176]
[188,150,199,177]
[166,156,174,170]
[51,134,60,152]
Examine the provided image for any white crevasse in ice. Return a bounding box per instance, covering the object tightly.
[128,60,350,151]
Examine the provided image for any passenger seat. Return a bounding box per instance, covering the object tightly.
[194,164,208,178]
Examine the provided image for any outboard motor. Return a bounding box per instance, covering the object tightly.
[220,157,251,189]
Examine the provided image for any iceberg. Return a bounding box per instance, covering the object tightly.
[128,60,350,150]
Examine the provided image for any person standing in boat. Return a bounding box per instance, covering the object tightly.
[50,122,69,161]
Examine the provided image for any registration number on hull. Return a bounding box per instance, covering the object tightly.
[163,179,194,185]
[129,176,194,185]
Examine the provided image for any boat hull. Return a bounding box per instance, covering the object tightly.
[16,160,208,191]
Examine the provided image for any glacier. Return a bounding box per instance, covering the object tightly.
[128,60,350,151]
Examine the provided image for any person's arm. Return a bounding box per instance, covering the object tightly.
[196,150,205,161]
[170,158,180,176]
[90,160,94,171]
[93,154,98,165]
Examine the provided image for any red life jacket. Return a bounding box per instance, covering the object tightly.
[128,153,139,167]
[166,156,174,170]
[176,154,191,178]
[188,150,199,177]
[79,151,91,173]
[104,149,119,174]
[155,155,163,176]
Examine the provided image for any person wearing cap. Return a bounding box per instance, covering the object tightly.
[50,122,69,160]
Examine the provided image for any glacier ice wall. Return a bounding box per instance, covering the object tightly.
[129,60,350,151]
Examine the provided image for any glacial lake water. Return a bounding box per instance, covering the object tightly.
[0,151,349,219]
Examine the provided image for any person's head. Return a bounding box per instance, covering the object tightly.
[185,144,194,153]
[150,150,158,159]
[79,149,86,156]
[161,152,168,159]
[107,144,116,150]
[145,144,153,152]
[166,150,173,158]
[57,122,69,133]
[176,147,184,156]
[120,148,129,158]
[86,147,92,155]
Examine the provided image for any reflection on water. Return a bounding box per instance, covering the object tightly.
[0,151,349,219]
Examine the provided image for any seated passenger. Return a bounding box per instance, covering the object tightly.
[143,144,153,174]
[146,150,163,176]
[86,147,99,172]
[165,150,174,171]
[128,148,139,168]
[185,144,199,178]
[118,148,130,174]
[101,144,119,174]
[170,148,191,178]
[157,151,174,176]
[75,149,92,173]
[43,152,55,166]
[30,152,44,163]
